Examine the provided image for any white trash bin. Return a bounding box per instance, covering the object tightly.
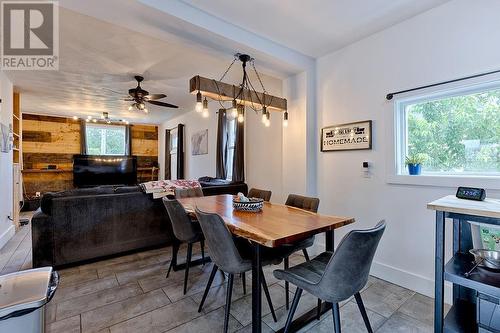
[0,267,58,333]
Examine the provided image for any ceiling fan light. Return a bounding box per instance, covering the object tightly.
[128,105,133,111]
[138,102,145,110]
[144,108,148,113]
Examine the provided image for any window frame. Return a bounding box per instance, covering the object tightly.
[386,79,500,190]
[85,123,127,156]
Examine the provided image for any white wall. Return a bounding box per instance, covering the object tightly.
[315,0,500,300]
[0,72,14,249]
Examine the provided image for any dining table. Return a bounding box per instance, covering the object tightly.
[178,194,355,333]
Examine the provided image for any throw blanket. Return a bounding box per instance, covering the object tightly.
[140,180,201,199]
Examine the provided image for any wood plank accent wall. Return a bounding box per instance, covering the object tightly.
[21,114,159,196]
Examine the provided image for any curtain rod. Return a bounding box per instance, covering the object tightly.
[386,68,500,100]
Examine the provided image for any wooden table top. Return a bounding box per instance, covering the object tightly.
[427,195,500,219]
[178,194,355,247]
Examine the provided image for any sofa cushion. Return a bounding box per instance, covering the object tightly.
[40,187,116,214]
[113,185,141,194]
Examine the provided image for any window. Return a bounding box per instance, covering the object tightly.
[225,118,236,180]
[169,128,178,179]
[395,83,500,177]
[86,124,126,155]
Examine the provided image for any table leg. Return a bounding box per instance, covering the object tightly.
[326,229,335,251]
[435,211,445,333]
[252,243,262,333]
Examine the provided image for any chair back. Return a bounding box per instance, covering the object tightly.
[175,187,204,198]
[195,208,248,274]
[285,194,320,213]
[319,221,386,303]
[162,198,198,242]
[248,188,272,202]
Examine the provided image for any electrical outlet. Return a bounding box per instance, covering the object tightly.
[35,192,41,198]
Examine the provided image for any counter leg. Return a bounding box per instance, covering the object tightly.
[435,211,445,333]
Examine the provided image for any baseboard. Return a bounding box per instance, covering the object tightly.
[0,224,15,250]
[371,260,453,304]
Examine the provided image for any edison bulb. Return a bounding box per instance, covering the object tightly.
[202,109,209,118]
[195,102,203,113]
[237,114,244,123]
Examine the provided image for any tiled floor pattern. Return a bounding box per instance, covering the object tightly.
[0,215,445,332]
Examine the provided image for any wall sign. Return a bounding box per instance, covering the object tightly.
[321,120,372,152]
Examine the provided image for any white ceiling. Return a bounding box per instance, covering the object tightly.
[5,6,283,124]
[180,0,450,57]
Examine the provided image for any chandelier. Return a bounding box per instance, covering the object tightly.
[190,53,288,127]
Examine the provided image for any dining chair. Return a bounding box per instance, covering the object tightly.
[248,188,272,202]
[175,187,204,198]
[162,198,206,295]
[282,193,320,308]
[274,221,386,333]
[195,208,281,333]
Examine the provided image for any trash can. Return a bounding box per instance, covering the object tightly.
[0,267,59,333]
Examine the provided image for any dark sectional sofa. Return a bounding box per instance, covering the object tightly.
[32,181,248,268]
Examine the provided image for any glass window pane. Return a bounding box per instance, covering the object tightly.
[405,87,500,175]
[86,126,103,155]
[105,127,126,155]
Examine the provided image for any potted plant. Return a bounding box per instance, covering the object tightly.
[405,154,426,175]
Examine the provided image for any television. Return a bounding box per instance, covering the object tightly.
[73,155,137,187]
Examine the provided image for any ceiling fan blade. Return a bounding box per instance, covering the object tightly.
[102,87,126,95]
[145,93,166,100]
[148,100,178,108]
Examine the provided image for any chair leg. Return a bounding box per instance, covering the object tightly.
[332,302,341,333]
[198,265,218,313]
[241,272,246,294]
[316,298,322,320]
[183,242,193,295]
[261,269,277,322]
[284,288,302,333]
[284,256,290,310]
[166,242,179,278]
[200,239,205,265]
[223,274,234,333]
[354,293,373,333]
[302,249,310,261]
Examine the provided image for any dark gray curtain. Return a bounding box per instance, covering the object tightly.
[232,116,245,182]
[216,109,227,179]
[164,129,171,180]
[80,120,87,154]
[177,124,185,179]
[125,125,132,156]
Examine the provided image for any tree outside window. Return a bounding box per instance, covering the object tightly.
[86,124,126,155]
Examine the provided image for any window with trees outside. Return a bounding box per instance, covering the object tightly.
[86,124,126,155]
[396,83,500,177]
[225,118,236,180]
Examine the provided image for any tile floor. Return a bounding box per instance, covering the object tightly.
[0,214,445,332]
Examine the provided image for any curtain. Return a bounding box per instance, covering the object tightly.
[80,120,87,154]
[232,115,245,182]
[216,109,227,179]
[177,124,185,179]
[164,129,171,180]
[125,125,132,156]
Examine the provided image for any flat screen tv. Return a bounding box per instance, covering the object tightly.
[73,155,137,187]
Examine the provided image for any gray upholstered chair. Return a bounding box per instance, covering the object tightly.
[195,208,281,333]
[163,198,205,295]
[282,193,320,308]
[248,188,272,202]
[175,187,204,198]
[274,221,386,333]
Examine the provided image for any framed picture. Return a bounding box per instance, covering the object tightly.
[191,129,208,155]
[321,120,372,152]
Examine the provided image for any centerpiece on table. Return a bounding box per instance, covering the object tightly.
[233,192,264,212]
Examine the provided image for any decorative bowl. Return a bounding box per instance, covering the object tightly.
[470,249,500,270]
[233,198,264,212]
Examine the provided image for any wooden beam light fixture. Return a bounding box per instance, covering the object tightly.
[189,53,288,127]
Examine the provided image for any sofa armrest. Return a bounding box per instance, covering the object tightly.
[31,208,54,268]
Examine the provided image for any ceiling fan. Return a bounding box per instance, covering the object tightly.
[125,75,178,112]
